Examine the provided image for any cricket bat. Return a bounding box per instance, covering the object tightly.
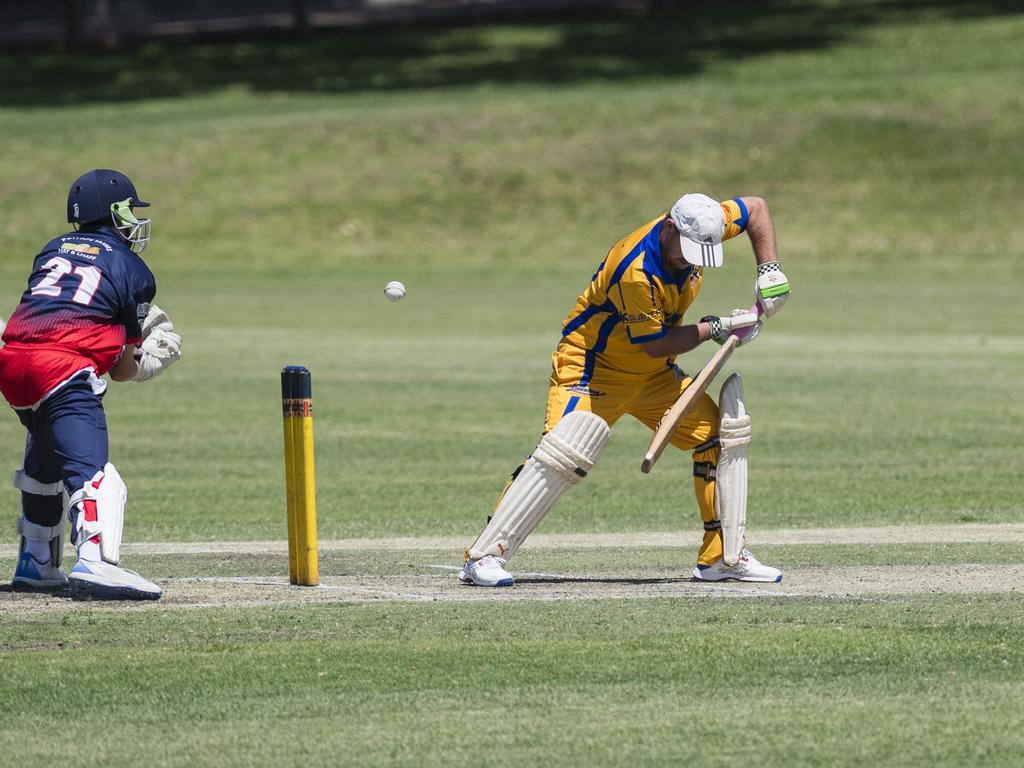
[640,334,740,474]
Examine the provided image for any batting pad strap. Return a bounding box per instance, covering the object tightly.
[17,515,65,542]
[13,470,63,497]
[692,436,720,454]
[703,520,722,532]
[693,461,717,481]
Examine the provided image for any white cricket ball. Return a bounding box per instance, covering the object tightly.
[384,280,406,302]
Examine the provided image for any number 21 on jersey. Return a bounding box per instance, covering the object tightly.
[31,256,102,305]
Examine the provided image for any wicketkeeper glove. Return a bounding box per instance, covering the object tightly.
[133,327,182,382]
[755,261,790,318]
[141,304,174,339]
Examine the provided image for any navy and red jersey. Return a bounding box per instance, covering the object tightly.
[0,227,156,408]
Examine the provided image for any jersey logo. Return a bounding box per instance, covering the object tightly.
[566,384,605,397]
[59,235,113,253]
[60,242,101,256]
[622,309,664,325]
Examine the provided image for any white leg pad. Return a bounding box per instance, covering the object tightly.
[715,374,750,567]
[70,463,127,565]
[468,411,610,561]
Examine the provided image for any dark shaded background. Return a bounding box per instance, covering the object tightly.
[0,0,1020,106]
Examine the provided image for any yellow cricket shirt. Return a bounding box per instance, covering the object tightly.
[558,198,749,380]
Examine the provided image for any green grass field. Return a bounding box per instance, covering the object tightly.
[1,2,1023,765]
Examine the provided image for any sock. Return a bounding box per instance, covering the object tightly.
[25,538,52,563]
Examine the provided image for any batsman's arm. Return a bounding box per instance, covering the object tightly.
[739,196,790,317]
[639,322,716,359]
[738,196,778,266]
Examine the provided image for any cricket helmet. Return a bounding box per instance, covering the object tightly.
[67,169,152,253]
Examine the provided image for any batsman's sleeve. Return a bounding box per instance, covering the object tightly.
[612,270,667,344]
[721,198,750,242]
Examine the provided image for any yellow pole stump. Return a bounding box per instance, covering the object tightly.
[281,366,319,586]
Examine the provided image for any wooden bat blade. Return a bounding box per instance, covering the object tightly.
[640,335,739,474]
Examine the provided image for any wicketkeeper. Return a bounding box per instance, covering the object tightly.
[0,170,182,599]
[460,193,790,587]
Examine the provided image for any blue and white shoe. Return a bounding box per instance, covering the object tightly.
[459,555,514,587]
[68,560,162,600]
[693,548,782,583]
[12,551,69,591]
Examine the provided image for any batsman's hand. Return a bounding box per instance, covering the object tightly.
[133,327,182,382]
[755,261,790,318]
[702,308,761,346]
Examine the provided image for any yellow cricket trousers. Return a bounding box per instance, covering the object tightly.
[543,347,726,565]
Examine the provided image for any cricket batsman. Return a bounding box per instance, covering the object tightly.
[0,169,182,599]
[459,193,790,587]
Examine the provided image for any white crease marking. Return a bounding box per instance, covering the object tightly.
[1,522,1017,558]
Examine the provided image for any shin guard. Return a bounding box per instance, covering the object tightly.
[467,411,610,562]
[715,374,751,566]
[13,470,66,567]
[70,463,127,565]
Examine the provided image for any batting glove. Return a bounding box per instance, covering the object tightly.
[701,308,761,345]
[755,261,790,318]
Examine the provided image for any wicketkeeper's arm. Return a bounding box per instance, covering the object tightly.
[109,344,140,381]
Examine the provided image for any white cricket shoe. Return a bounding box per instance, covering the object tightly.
[68,560,162,600]
[11,551,69,591]
[459,555,514,587]
[692,548,782,583]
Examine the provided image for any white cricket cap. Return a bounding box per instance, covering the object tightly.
[670,193,726,268]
